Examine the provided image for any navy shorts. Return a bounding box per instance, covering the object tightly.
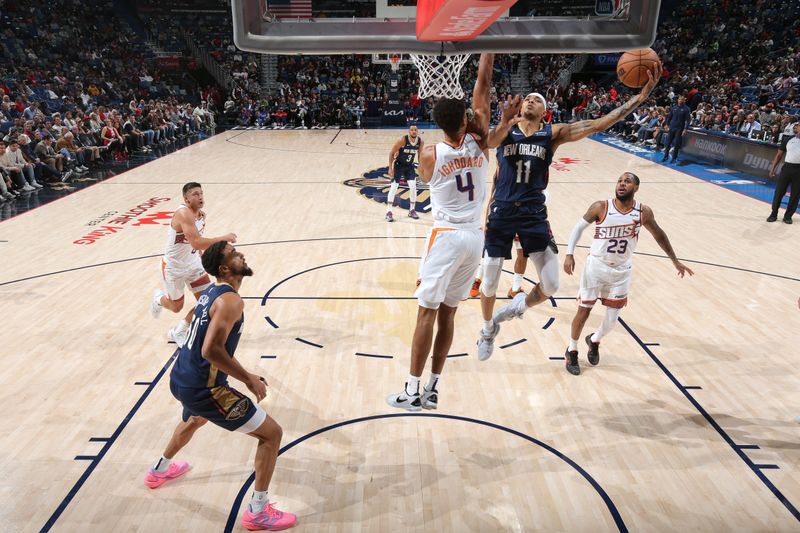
[392,164,416,183]
[170,379,265,432]
[484,201,558,259]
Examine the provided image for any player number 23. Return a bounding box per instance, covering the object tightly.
[455,172,475,201]
[606,239,628,254]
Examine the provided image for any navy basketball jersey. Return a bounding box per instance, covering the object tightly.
[171,283,244,389]
[396,135,420,166]
[494,124,554,204]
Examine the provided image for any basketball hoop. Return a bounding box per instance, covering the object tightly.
[410,54,471,100]
[389,54,401,72]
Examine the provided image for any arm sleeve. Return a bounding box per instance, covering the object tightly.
[566,218,591,255]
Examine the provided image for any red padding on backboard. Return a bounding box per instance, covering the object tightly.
[416,0,517,42]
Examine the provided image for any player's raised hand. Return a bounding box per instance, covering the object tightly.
[640,62,663,99]
[247,374,268,402]
[501,95,523,127]
[673,259,694,278]
[224,232,237,243]
[563,255,576,275]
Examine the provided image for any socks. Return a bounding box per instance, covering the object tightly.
[405,374,420,396]
[512,273,524,291]
[249,490,269,514]
[568,338,578,351]
[483,319,494,333]
[409,179,417,210]
[425,373,440,392]
[387,182,399,209]
[153,455,171,473]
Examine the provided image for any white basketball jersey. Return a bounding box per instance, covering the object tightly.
[429,134,488,229]
[164,205,205,269]
[590,199,643,267]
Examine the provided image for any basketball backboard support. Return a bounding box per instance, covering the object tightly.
[232,0,661,55]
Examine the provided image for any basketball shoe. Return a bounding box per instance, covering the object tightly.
[493,292,527,323]
[386,388,422,411]
[507,287,524,298]
[150,289,164,318]
[565,349,580,375]
[144,461,190,489]
[385,211,394,222]
[408,209,419,219]
[477,320,500,361]
[242,502,297,531]
[469,278,481,298]
[168,323,189,347]
[421,387,438,410]
[585,334,600,365]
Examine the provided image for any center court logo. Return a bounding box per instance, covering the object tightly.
[344,166,431,212]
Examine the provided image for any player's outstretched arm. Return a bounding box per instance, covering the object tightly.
[487,95,522,148]
[177,210,236,251]
[564,200,605,275]
[202,293,267,400]
[417,145,436,184]
[641,205,695,278]
[469,53,494,142]
[551,63,662,150]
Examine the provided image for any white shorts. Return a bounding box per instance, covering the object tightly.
[416,227,483,309]
[161,258,212,301]
[578,255,631,309]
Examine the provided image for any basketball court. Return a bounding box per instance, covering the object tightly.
[1,128,798,532]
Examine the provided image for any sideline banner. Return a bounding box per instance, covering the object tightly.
[682,129,783,181]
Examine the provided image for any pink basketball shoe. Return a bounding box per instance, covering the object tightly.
[143,461,190,489]
[242,502,297,531]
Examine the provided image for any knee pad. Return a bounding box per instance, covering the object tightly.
[537,268,559,296]
[479,256,504,297]
[528,250,560,297]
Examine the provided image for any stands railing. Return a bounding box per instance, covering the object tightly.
[557,54,587,89]
[184,34,233,90]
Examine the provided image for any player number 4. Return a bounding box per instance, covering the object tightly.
[455,172,475,201]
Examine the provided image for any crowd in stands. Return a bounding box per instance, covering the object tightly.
[0,0,220,200]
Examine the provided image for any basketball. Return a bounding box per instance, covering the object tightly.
[617,48,661,88]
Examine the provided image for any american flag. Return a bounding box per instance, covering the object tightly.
[267,0,313,19]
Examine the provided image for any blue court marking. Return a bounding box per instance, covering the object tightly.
[736,444,761,450]
[295,337,323,349]
[543,317,556,330]
[590,133,790,208]
[134,381,151,386]
[42,349,180,532]
[549,356,566,360]
[618,318,799,522]
[499,338,528,349]
[264,316,279,329]
[756,465,781,470]
[329,129,342,144]
[683,386,702,390]
[261,355,277,359]
[88,437,110,442]
[355,352,393,359]
[73,456,96,461]
[644,342,660,347]
[222,413,628,533]
[447,352,469,358]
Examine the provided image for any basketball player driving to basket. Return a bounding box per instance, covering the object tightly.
[477,62,663,362]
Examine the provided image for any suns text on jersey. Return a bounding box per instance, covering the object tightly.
[594,223,640,240]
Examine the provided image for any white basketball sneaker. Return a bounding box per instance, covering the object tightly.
[421,387,438,410]
[150,289,164,318]
[168,325,189,347]
[477,320,500,361]
[493,292,528,324]
[386,388,422,411]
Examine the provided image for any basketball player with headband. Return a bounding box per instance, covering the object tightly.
[477,65,662,362]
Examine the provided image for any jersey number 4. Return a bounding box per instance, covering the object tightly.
[455,172,475,201]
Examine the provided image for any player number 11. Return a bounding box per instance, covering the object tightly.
[516,160,532,184]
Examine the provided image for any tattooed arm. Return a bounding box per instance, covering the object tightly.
[551,63,662,152]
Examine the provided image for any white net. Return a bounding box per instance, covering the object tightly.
[410,54,471,99]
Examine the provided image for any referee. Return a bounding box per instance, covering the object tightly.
[767,122,800,224]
